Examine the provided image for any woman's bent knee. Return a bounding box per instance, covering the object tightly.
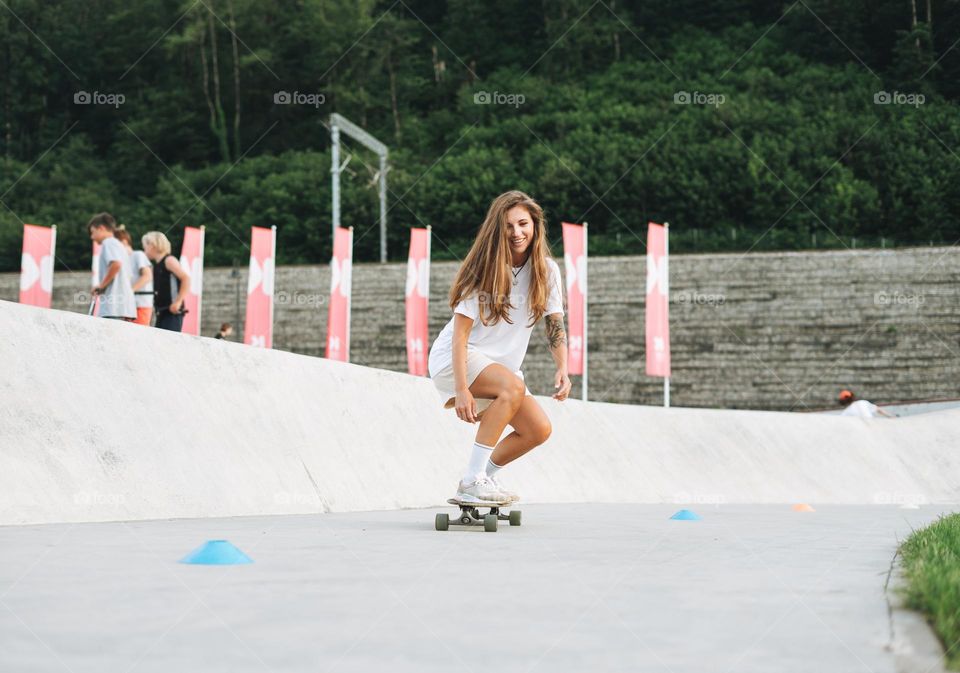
[531,419,552,445]
[499,377,526,407]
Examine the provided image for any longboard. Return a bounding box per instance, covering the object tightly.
[436,498,522,532]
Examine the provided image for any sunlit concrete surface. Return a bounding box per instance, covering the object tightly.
[1,503,955,673]
[3,300,960,526]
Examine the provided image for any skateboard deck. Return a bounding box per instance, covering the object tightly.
[436,498,522,532]
[447,497,513,507]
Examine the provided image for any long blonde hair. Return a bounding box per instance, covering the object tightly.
[449,190,554,327]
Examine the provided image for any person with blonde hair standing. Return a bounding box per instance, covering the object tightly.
[428,190,570,504]
[142,231,191,332]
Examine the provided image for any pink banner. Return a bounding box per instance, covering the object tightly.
[19,224,56,308]
[179,226,205,336]
[244,226,276,348]
[405,227,431,375]
[326,226,353,362]
[562,222,586,375]
[646,222,671,377]
[90,241,102,316]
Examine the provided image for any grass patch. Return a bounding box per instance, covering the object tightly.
[900,513,960,669]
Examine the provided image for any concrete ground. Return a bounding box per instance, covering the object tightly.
[0,504,955,673]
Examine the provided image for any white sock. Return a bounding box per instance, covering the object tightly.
[485,458,503,478]
[463,441,494,484]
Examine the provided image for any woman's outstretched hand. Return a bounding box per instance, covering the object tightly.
[553,370,572,401]
[455,389,479,423]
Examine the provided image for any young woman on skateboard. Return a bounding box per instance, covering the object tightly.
[428,190,571,504]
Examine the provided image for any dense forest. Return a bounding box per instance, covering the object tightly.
[1,0,958,272]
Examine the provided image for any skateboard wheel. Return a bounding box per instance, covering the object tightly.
[435,513,449,531]
[509,510,522,526]
[483,514,498,532]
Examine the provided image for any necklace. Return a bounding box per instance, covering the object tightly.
[511,257,526,286]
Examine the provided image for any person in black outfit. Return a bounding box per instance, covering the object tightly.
[141,231,191,332]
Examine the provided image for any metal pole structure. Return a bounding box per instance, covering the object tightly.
[269,225,277,349]
[346,226,354,362]
[231,260,240,337]
[425,224,432,311]
[330,122,341,260]
[663,221,670,408]
[582,221,589,402]
[197,225,205,333]
[379,153,388,263]
[328,114,389,262]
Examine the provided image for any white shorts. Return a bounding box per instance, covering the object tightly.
[430,348,531,409]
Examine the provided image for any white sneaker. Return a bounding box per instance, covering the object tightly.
[488,475,519,503]
[456,476,509,503]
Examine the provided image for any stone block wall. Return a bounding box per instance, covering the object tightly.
[2,246,957,410]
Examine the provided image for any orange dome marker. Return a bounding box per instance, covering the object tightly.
[792,503,815,512]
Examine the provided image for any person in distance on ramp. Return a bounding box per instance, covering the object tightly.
[428,190,572,504]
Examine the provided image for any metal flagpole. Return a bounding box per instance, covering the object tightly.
[346,226,354,362]
[269,225,277,349]
[197,225,205,332]
[664,221,670,408]
[425,225,432,306]
[582,221,589,402]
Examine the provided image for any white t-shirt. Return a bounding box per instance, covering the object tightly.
[841,400,880,418]
[127,249,154,308]
[428,258,564,376]
[97,237,136,319]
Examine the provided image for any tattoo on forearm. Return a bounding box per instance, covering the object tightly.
[545,315,567,349]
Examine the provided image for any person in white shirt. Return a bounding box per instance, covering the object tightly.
[428,190,571,504]
[88,213,136,321]
[838,389,893,417]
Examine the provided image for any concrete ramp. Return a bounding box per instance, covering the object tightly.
[1,299,958,525]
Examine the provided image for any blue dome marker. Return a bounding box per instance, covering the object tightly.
[670,509,702,521]
[179,540,254,565]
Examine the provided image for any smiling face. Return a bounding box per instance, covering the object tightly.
[505,205,534,265]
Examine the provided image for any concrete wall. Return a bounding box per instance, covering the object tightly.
[1,246,958,411]
[1,299,958,526]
